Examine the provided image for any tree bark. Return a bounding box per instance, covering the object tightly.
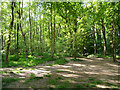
[51,3,54,58]
[97,28,102,53]
[1,29,3,60]
[53,3,56,54]
[29,1,32,55]
[18,2,28,58]
[43,12,45,53]
[16,21,19,59]
[73,18,77,59]
[112,24,116,62]
[101,18,107,56]
[5,2,15,62]
[93,21,97,55]
[39,14,42,54]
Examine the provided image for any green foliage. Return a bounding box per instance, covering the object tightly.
[45,74,51,77]
[56,76,63,80]
[56,70,65,73]
[48,79,58,85]
[48,58,68,66]
[25,73,43,83]
[95,80,104,84]
[54,58,68,65]
[75,84,84,88]
[88,77,95,81]
[56,83,70,88]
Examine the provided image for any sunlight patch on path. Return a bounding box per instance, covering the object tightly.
[57,73,80,78]
[78,58,93,62]
[84,71,99,75]
[96,85,110,88]
[106,63,118,67]
[20,68,51,77]
[72,64,86,67]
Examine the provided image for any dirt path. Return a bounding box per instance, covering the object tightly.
[1,57,119,88]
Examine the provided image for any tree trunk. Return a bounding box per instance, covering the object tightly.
[18,2,28,58]
[48,22,50,39]
[5,2,15,63]
[58,23,61,37]
[1,30,3,60]
[43,12,45,53]
[1,4,3,60]
[16,21,19,59]
[101,19,107,56]
[51,3,54,58]
[97,28,102,53]
[39,14,42,54]
[73,18,77,59]
[29,1,32,55]
[53,3,56,54]
[93,21,97,55]
[112,25,116,62]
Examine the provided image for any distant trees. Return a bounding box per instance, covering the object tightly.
[1,2,119,63]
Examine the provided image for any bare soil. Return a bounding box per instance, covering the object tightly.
[1,57,119,88]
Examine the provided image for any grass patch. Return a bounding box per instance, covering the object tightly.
[48,78,58,85]
[47,58,68,66]
[2,54,68,68]
[55,81,70,88]
[96,80,104,84]
[24,77,43,83]
[56,70,65,73]
[88,77,95,81]
[54,58,68,65]
[70,59,83,61]
[2,78,20,86]
[56,76,63,80]
[45,74,51,77]
[75,84,84,88]
[1,71,7,74]
[25,74,43,83]
[24,73,43,83]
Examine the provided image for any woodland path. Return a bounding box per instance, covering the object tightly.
[1,57,119,88]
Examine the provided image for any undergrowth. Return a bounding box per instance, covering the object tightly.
[2,54,68,67]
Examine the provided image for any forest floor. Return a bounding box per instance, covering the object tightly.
[1,57,119,88]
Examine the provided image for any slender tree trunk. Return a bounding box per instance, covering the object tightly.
[43,12,45,53]
[93,22,97,55]
[29,1,32,55]
[18,2,28,58]
[5,2,15,62]
[101,19,107,56]
[73,18,77,59]
[16,21,19,59]
[39,14,42,54]
[97,28,102,53]
[67,19,73,56]
[117,22,120,56]
[1,30,3,60]
[14,21,17,58]
[53,3,56,54]
[58,23,61,37]
[1,4,3,60]
[48,22,50,39]
[112,24,116,62]
[51,3,54,58]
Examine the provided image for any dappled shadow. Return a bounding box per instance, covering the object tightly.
[1,57,119,88]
